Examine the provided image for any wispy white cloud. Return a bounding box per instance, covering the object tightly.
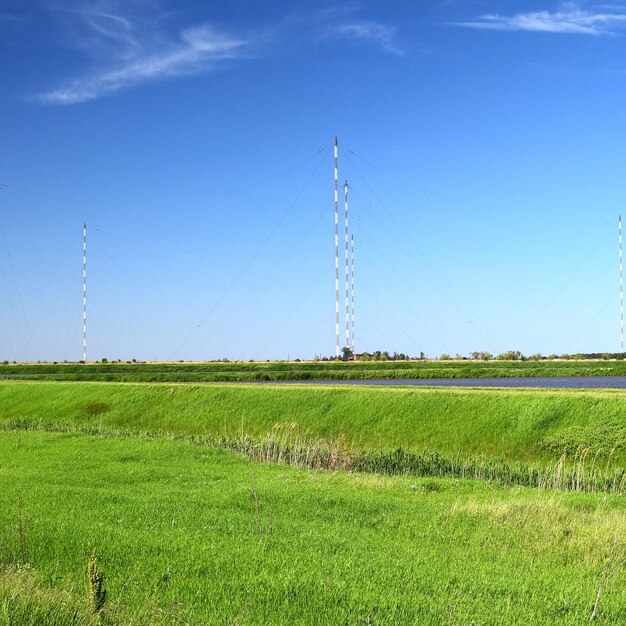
[79,11,137,48]
[40,26,248,104]
[328,20,404,55]
[38,2,250,105]
[37,2,402,105]
[455,5,626,35]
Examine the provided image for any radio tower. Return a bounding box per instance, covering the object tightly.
[334,137,340,358]
[617,215,624,352]
[344,179,350,351]
[351,233,355,353]
[83,222,87,363]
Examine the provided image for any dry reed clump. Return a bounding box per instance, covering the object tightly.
[550,447,626,493]
[222,432,352,471]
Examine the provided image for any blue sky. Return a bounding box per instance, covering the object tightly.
[1,0,625,361]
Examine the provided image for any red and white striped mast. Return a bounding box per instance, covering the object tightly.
[334,137,340,358]
[83,222,87,362]
[351,233,355,353]
[344,179,350,351]
[617,215,624,352]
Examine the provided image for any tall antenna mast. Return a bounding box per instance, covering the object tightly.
[617,215,624,352]
[344,179,350,350]
[351,233,355,353]
[334,137,340,358]
[82,222,87,362]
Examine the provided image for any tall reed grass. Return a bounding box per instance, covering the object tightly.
[218,433,626,495]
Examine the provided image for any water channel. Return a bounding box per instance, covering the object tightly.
[269,376,626,389]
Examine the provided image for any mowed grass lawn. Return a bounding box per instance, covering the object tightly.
[2,430,626,625]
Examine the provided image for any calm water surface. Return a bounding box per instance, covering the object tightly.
[270,376,626,389]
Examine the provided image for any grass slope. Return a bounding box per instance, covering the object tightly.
[2,430,626,625]
[2,382,626,464]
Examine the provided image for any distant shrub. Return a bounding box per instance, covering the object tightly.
[85,403,109,416]
[539,420,626,455]
[497,350,524,361]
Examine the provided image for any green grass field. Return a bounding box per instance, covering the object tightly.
[1,358,626,382]
[3,430,626,625]
[3,381,626,624]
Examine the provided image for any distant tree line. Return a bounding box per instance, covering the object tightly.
[315,349,626,362]
[439,351,626,361]
[316,348,428,362]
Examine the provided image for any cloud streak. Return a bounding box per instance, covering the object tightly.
[455,5,626,35]
[40,25,248,104]
[328,20,404,55]
[38,2,250,106]
[37,3,402,105]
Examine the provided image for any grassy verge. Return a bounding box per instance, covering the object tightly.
[3,430,626,625]
[3,382,626,465]
[2,359,626,381]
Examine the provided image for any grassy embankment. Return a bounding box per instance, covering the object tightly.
[2,381,626,465]
[2,359,626,382]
